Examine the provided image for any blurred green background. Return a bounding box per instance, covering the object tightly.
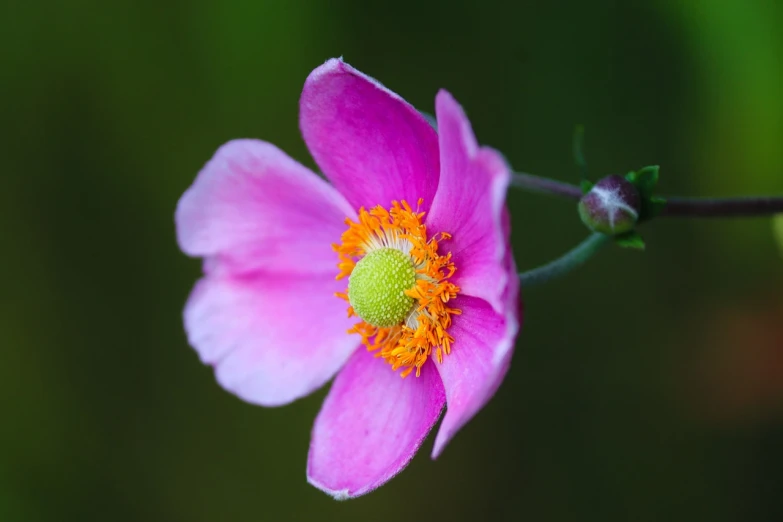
[2,0,782,520]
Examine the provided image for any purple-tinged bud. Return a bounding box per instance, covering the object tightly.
[578,175,641,235]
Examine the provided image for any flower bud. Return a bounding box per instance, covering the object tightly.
[578,175,641,235]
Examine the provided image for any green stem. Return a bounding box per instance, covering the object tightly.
[519,233,610,287]
[510,171,783,217]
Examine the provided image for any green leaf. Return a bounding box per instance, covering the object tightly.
[573,125,592,193]
[614,231,646,250]
[580,179,594,194]
[573,124,587,173]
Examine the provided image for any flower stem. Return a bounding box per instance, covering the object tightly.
[519,233,610,288]
[661,196,783,217]
[510,171,783,217]
[509,171,582,200]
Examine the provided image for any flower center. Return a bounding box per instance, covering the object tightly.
[347,248,416,328]
[333,199,461,378]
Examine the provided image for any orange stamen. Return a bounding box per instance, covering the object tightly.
[333,199,461,378]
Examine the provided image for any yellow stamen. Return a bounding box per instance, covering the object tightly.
[333,199,461,377]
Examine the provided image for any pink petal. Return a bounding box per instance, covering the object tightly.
[431,290,521,459]
[299,58,440,212]
[176,139,355,276]
[307,348,445,499]
[184,273,358,407]
[425,90,511,312]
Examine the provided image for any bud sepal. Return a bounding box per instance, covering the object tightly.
[624,166,667,222]
[613,230,645,250]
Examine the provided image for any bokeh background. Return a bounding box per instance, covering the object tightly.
[2,0,782,520]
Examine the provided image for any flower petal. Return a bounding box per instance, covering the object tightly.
[176,139,355,276]
[425,90,511,312]
[307,348,445,499]
[184,273,358,406]
[299,58,440,212]
[431,289,521,459]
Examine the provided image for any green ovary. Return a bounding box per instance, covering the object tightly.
[348,248,417,328]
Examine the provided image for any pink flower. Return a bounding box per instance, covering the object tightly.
[175,58,521,499]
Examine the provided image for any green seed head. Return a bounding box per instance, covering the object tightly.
[348,248,416,328]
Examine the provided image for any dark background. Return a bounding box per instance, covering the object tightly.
[2,0,782,520]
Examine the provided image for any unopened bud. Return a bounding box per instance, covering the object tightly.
[578,175,641,235]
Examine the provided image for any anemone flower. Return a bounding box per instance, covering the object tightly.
[176,58,521,499]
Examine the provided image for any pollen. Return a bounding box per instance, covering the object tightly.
[334,199,461,378]
[348,248,416,328]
